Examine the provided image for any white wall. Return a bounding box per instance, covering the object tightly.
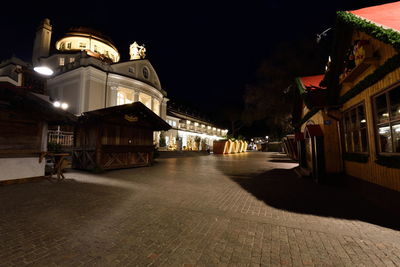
[0,158,45,181]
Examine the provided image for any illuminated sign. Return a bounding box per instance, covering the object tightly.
[124,115,138,122]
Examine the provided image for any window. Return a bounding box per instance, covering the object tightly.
[153,99,160,116]
[374,86,400,153]
[59,57,65,66]
[117,92,125,106]
[128,67,135,74]
[69,58,75,63]
[60,42,65,50]
[79,43,86,49]
[143,67,149,79]
[139,93,152,109]
[342,103,368,153]
[67,42,72,49]
[117,91,133,105]
[94,45,99,53]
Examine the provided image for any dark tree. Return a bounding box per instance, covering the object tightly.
[242,38,328,139]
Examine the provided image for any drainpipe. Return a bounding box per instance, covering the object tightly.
[104,71,109,108]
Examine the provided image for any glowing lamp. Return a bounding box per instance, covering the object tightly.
[53,101,61,108]
[34,66,54,76]
[61,103,69,110]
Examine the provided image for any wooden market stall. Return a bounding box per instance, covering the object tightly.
[0,86,76,184]
[213,139,248,154]
[73,102,170,170]
[212,140,228,154]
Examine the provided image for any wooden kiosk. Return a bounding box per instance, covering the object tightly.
[73,102,171,171]
[0,86,76,183]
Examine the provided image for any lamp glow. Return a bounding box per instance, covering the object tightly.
[34,66,54,76]
[53,101,61,108]
[61,103,69,110]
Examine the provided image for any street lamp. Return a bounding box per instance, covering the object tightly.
[33,66,53,76]
[53,101,69,110]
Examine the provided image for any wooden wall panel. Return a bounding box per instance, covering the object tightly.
[341,31,400,192]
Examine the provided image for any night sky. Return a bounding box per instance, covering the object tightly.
[0,0,396,115]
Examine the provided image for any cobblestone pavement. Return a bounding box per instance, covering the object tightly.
[1,152,400,266]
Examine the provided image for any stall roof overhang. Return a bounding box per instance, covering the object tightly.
[296,75,326,94]
[295,75,328,110]
[0,85,77,124]
[79,102,171,131]
[349,2,400,32]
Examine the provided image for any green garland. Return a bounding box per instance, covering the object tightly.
[295,77,326,110]
[295,78,313,109]
[337,11,400,51]
[295,77,305,94]
[339,53,400,104]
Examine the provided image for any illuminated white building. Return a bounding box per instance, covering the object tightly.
[32,19,168,119]
[164,104,228,151]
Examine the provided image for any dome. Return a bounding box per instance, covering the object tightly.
[55,27,120,62]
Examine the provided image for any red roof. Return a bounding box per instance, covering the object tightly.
[299,75,326,91]
[349,2,400,32]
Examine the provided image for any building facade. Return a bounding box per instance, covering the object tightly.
[163,104,228,151]
[33,19,168,120]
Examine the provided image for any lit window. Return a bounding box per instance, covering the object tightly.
[59,57,65,66]
[373,86,400,153]
[342,103,368,153]
[69,58,75,63]
[94,45,99,53]
[117,91,133,105]
[139,93,152,109]
[194,122,199,126]
[153,99,160,116]
[173,121,177,127]
[60,42,65,50]
[79,43,86,49]
[67,42,72,49]
[117,92,125,106]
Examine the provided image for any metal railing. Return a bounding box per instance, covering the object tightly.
[48,130,74,147]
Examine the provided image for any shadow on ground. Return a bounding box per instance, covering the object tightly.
[225,166,400,230]
[0,178,132,231]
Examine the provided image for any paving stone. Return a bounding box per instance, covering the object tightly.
[0,152,399,266]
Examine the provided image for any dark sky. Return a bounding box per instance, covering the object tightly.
[0,0,396,114]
